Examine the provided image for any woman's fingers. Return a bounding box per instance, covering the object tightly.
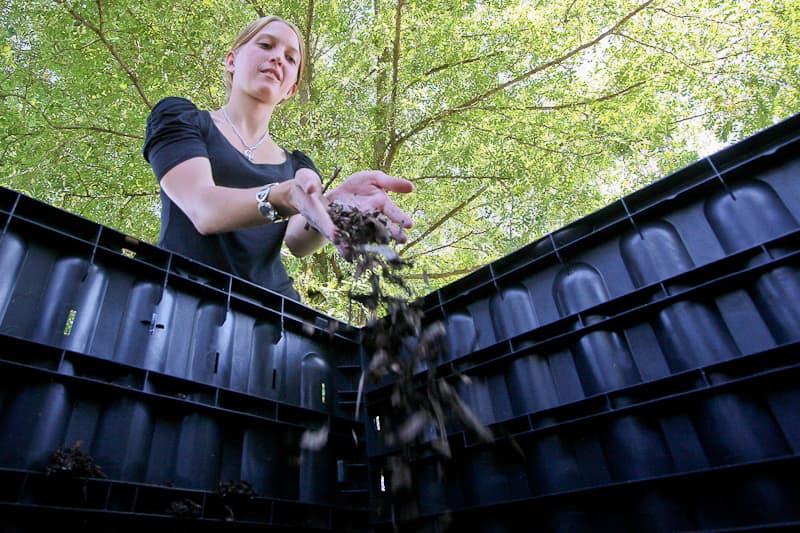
[295,169,324,195]
[381,197,413,228]
[377,197,412,242]
[371,173,414,194]
[328,172,414,238]
[291,180,336,242]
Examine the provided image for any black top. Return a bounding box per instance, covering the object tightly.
[142,97,319,299]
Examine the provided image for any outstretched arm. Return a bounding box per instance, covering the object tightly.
[160,158,336,241]
[161,157,414,259]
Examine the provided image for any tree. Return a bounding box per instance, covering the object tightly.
[1,0,798,320]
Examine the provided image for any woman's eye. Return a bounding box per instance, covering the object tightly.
[259,42,272,49]
[286,55,297,64]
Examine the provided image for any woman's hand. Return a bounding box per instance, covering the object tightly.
[327,170,414,243]
[285,169,337,242]
[283,169,414,260]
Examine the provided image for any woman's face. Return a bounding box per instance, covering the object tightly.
[226,20,301,104]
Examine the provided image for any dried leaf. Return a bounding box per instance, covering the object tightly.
[427,394,452,459]
[355,371,366,419]
[368,348,390,376]
[395,410,429,444]
[300,422,330,451]
[388,455,412,491]
[327,320,339,338]
[417,321,446,362]
[437,379,494,443]
[362,243,400,262]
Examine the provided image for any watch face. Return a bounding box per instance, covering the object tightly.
[257,184,279,221]
[259,202,277,219]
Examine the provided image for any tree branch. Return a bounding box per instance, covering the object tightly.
[379,0,404,169]
[395,0,654,146]
[49,124,144,140]
[563,0,578,23]
[243,0,266,17]
[404,52,503,91]
[404,228,488,261]
[614,31,703,73]
[12,93,143,140]
[391,0,403,121]
[667,110,718,125]
[473,79,647,112]
[689,49,750,67]
[56,0,152,109]
[63,191,158,200]
[96,0,105,26]
[666,101,752,125]
[403,267,478,281]
[444,119,601,158]
[401,185,487,255]
[301,0,315,101]
[649,6,742,29]
[414,175,512,181]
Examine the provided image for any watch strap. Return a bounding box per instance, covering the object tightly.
[256,183,286,222]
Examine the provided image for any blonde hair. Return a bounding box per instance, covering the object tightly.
[224,16,306,99]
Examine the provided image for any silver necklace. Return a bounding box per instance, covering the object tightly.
[221,107,270,162]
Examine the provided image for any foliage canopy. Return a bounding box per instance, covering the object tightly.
[1,0,798,320]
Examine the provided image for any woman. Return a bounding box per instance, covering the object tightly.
[143,15,413,300]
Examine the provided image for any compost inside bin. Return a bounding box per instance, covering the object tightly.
[45,440,106,479]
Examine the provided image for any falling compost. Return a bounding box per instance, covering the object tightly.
[328,201,494,522]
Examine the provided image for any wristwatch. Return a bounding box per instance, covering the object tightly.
[256,183,286,222]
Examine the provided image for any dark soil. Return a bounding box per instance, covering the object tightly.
[218,480,257,522]
[165,497,202,518]
[45,440,106,479]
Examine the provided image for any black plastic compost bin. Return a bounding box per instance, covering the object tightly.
[1,112,800,532]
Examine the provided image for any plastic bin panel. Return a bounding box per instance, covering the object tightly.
[456,371,513,426]
[692,392,790,466]
[110,281,175,371]
[173,413,223,490]
[706,179,800,343]
[240,425,282,497]
[90,397,153,482]
[444,311,478,361]
[554,263,641,396]
[705,179,798,253]
[602,415,673,481]
[504,352,560,416]
[547,348,586,404]
[32,258,109,353]
[460,447,529,506]
[489,283,539,341]
[0,232,25,323]
[0,379,72,470]
[525,430,583,495]
[247,320,283,399]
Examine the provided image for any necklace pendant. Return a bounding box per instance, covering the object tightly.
[221,108,268,163]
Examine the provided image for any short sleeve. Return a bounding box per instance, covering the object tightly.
[142,97,210,180]
[291,149,321,176]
